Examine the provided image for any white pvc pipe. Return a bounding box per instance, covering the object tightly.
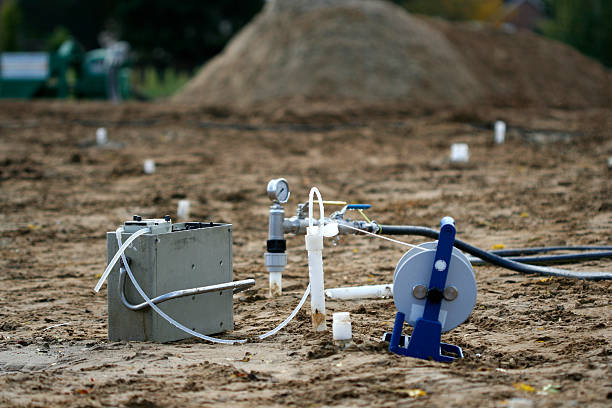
[143,159,156,174]
[96,127,108,145]
[306,187,326,331]
[450,143,470,163]
[494,120,506,144]
[325,284,393,300]
[177,200,190,219]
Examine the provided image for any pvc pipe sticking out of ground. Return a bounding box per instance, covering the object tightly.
[306,187,327,332]
[96,127,108,145]
[177,200,190,219]
[450,143,469,163]
[144,159,156,174]
[305,186,338,332]
[494,120,506,144]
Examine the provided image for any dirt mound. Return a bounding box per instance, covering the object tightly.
[174,0,483,110]
[174,0,611,112]
[429,18,612,109]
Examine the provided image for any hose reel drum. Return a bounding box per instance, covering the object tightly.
[394,241,477,333]
[386,217,477,361]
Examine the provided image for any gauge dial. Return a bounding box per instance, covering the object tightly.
[267,178,290,203]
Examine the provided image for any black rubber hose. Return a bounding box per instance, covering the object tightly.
[491,246,612,256]
[379,225,612,280]
[468,251,612,266]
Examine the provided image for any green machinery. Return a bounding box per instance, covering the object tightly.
[0,40,130,100]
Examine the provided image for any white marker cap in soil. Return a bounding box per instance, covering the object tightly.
[450,143,470,163]
[332,312,352,342]
[96,127,108,145]
[607,156,612,169]
[494,120,506,144]
[143,159,156,174]
[177,199,190,219]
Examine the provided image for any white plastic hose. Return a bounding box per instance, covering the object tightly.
[259,284,310,339]
[94,227,149,293]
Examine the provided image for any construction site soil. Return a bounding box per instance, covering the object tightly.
[0,101,610,407]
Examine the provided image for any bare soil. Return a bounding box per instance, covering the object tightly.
[0,101,611,407]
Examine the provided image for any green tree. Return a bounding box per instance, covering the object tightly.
[112,0,264,71]
[19,0,116,51]
[46,26,71,52]
[541,0,612,68]
[0,0,23,51]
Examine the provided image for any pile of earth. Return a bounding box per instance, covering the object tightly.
[173,0,611,113]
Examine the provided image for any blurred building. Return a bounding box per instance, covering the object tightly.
[501,0,545,30]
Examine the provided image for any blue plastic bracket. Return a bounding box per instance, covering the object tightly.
[388,216,464,362]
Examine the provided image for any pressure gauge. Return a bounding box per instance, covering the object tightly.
[267,178,290,203]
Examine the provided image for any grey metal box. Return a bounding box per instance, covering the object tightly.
[106,223,233,342]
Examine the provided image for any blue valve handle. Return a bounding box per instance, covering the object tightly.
[346,204,371,210]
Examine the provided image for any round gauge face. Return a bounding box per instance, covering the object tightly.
[275,179,290,203]
[267,178,290,203]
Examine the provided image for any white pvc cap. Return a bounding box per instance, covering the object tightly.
[332,312,352,341]
[143,159,156,174]
[96,127,108,145]
[608,156,612,169]
[494,120,506,144]
[450,143,470,162]
[177,199,190,219]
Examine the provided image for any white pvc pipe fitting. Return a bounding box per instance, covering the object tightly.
[143,159,156,174]
[450,143,470,163]
[96,127,108,145]
[332,312,352,346]
[306,187,327,332]
[177,199,190,219]
[269,271,282,297]
[494,120,506,144]
[306,224,326,331]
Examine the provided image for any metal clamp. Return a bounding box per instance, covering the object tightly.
[119,267,255,311]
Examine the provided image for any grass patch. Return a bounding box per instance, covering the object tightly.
[132,67,192,99]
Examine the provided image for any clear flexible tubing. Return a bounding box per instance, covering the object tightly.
[308,187,325,229]
[94,227,149,293]
[259,284,310,339]
[99,227,311,344]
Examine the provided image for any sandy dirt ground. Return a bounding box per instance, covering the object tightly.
[0,101,610,407]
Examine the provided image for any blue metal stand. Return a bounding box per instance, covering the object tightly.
[388,217,464,362]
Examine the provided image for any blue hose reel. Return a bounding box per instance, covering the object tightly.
[384,217,477,362]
